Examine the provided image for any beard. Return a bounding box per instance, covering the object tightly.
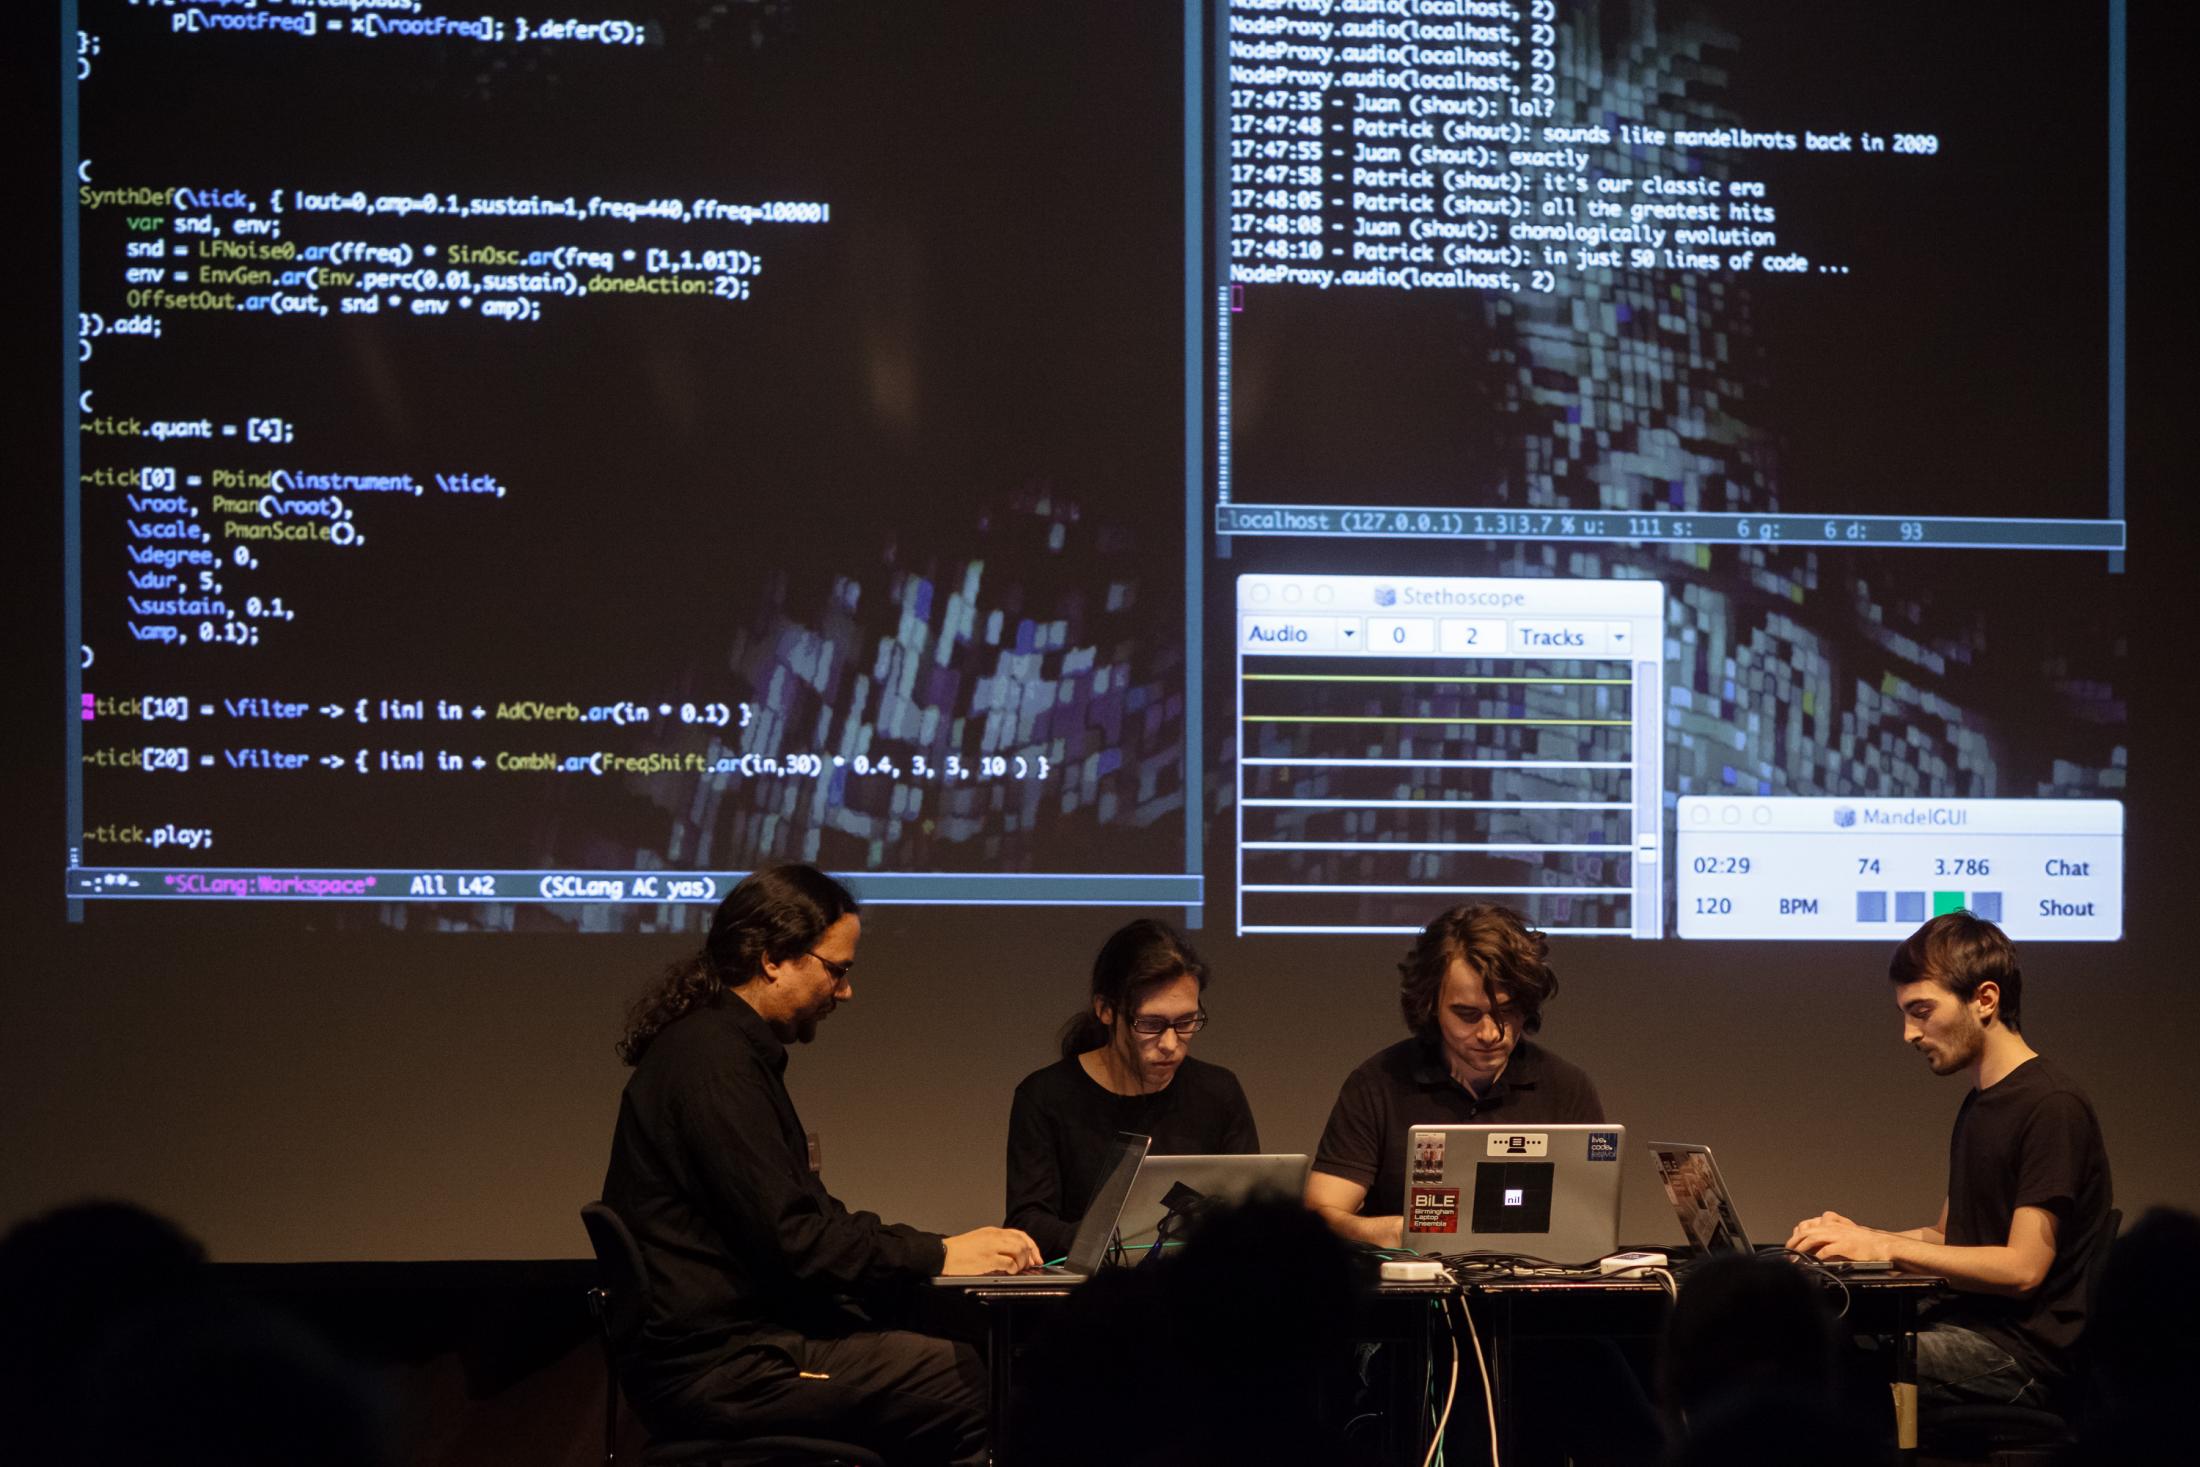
[770,1005,828,1045]
[1924,1013,1986,1074]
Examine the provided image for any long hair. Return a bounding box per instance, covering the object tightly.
[617,864,859,1065]
[1397,903,1558,1041]
[1057,919,1210,1061]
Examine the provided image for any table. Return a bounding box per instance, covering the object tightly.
[1453,1269,1943,1465]
[952,1268,1943,1466]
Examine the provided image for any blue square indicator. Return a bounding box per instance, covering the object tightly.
[1856,891,1888,922]
[1895,891,1927,923]
[1972,891,2002,922]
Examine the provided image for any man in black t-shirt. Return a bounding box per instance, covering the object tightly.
[1307,904,1606,1250]
[1789,911,2113,1407]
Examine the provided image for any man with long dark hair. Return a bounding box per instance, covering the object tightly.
[1003,919,1258,1259]
[600,864,1039,1467]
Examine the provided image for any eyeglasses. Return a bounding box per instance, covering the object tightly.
[806,951,854,983]
[1128,1011,1207,1039]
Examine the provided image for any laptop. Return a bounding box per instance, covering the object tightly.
[1648,1140,1893,1271]
[1401,1124,1626,1263]
[1648,1142,1753,1254]
[1113,1153,1311,1254]
[932,1131,1150,1287]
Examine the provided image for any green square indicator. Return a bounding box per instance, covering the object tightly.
[1932,890,1966,915]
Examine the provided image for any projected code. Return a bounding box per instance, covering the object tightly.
[78,170,829,652]
[67,868,1203,905]
[68,0,1199,913]
[1235,574,1663,937]
[1229,0,1920,293]
[74,15,831,658]
[79,184,809,337]
[1214,0,2125,554]
[1212,506,2128,554]
[80,7,655,64]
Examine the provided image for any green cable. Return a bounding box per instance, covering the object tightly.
[1036,1239,1186,1269]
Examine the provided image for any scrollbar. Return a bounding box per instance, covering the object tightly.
[1632,658,1663,938]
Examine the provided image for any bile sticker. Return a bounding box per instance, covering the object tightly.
[1409,1186,1461,1234]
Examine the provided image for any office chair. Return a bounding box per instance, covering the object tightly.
[1917,1208,2122,1467]
[580,1203,885,1467]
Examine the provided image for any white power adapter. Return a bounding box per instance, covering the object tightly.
[1379,1259,1448,1282]
[1599,1250,1669,1275]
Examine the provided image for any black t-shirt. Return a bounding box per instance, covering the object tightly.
[1004,1054,1259,1260]
[1313,1037,1605,1218]
[1936,1054,2113,1384]
[600,999,945,1399]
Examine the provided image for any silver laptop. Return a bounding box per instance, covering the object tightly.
[1649,1140,1893,1271]
[1402,1124,1626,1263]
[1648,1142,1753,1254]
[933,1131,1150,1286]
[1113,1153,1311,1253]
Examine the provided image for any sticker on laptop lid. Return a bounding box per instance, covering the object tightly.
[1410,1130,1447,1184]
[1409,1187,1460,1234]
[1587,1131,1621,1161]
[1486,1132,1548,1158]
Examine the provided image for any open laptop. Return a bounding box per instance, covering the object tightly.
[932,1131,1150,1287]
[1401,1124,1626,1263]
[1648,1141,1893,1271]
[1113,1153,1311,1253]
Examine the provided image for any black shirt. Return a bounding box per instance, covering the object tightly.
[600,998,946,1397]
[1935,1055,2113,1384]
[1312,1037,1605,1218]
[1004,1055,1259,1260]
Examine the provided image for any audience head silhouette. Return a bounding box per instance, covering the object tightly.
[0,1199,391,1467]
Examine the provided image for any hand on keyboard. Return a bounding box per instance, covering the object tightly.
[944,1226,1043,1275]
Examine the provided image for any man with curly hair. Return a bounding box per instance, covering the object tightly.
[599,863,1039,1467]
[1305,903,1607,1249]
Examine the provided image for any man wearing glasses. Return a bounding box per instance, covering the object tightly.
[1005,919,1259,1260]
[602,863,1040,1467]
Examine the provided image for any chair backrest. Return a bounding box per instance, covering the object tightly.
[581,1201,649,1353]
[2083,1208,2122,1316]
[2037,1205,2125,1422]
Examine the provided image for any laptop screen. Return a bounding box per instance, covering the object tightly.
[1649,1142,1754,1255]
[1062,1132,1152,1273]
[1113,1153,1310,1250]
